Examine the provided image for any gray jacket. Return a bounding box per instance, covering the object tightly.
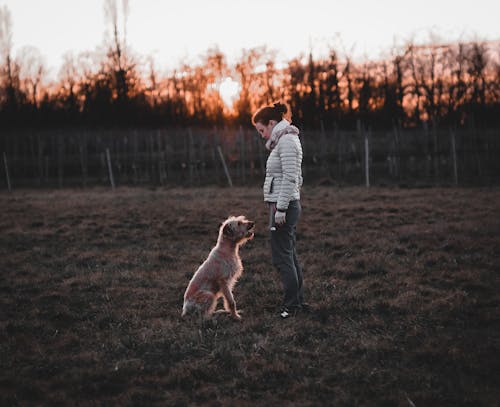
[263,120,303,211]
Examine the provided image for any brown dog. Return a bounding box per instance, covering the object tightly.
[182,216,255,320]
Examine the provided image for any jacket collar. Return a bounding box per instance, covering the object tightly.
[266,119,299,151]
[271,119,290,137]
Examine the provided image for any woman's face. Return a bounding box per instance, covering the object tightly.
[255,120,277,140]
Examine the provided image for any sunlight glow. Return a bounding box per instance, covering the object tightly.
[218,77,241,109]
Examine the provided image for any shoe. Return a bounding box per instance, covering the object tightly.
[280,307,298,319]
[300,303,312,313]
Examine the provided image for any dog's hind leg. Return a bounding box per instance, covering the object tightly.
[192,290,217,318]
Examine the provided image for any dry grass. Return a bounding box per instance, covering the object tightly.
[1,186,499,405]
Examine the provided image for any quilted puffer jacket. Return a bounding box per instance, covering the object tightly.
[263,119,303,211]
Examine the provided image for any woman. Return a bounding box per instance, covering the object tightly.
[252,102,305,319]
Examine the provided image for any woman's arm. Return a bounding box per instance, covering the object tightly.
[276,135,302,211]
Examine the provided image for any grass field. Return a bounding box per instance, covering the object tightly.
[1,186,499,406]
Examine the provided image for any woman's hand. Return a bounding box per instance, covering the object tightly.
[275,210,286,225]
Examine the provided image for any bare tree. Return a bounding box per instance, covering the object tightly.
[467,42,488,108]
[17,46,46,108]
[493,44,500,102]
[440,43,466,123]
[104,0,131,102]
[201,47,229,123]
[388,46,412,124]
[357,62,374,118]
[286,57,306,122]
[342,57,355,114]
[144,56,160,108]
[76,51,101,111]
[235,48,261,123]
[0,5,18,108]
[264,60,277,104]
[407,44,425,123]
[325,49,341,120]
[58,52,79,112]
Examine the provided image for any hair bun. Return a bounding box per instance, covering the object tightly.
[273,102,287,114]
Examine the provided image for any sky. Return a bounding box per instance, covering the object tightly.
[2,0,500,79]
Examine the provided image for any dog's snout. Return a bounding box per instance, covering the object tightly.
[247,221,255,229]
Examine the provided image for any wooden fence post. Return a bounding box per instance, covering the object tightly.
[78,131,88,187]
[199,131,207,182]
[432,119,439,180]
[187,128,199,185]
[247,128,255,179]
[212,127,220,184]
[364,129,370,188]
[3,152,11,192]
[217,145,233,187]
[37,133,43,186]
[132,130,138,185]
[320,120,329,176]
[106,148,115,189]
[188,128,194,185]
[57,132,64,188]
[334,123,342,182]
[148,132,155,184]
[423,121,431,179]
[157,130,166,185]
[392,120,401,179]
[239,126,246,184]
[44,156,49,184]
[357,120,370,187]
[256,131,265,176]
[450,129,458,186]
[471,117,482,177]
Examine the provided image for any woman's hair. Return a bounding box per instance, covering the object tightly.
[252,101,292,126]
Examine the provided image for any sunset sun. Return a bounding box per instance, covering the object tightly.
[218,77,241,109]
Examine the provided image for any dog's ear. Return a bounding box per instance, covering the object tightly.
[223,223,234,237]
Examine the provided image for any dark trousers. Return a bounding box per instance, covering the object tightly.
[269,200,304,309]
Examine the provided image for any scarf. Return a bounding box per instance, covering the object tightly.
[265,119,300,151]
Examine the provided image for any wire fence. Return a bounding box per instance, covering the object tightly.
[1,124,499,190]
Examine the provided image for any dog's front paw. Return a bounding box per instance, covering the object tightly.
[232,312,242,321]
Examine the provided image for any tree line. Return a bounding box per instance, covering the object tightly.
[1,3,499,130]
